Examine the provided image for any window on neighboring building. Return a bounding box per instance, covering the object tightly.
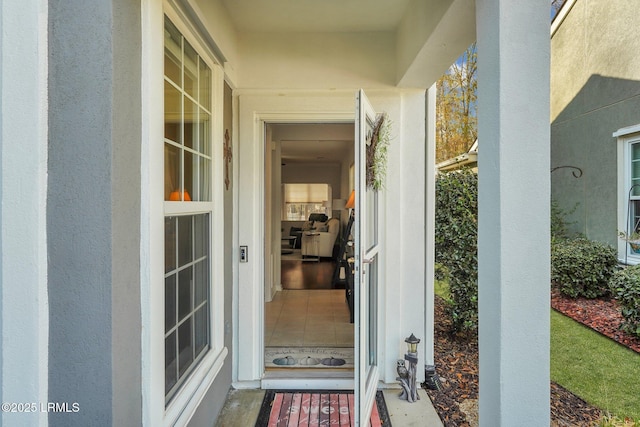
[615,124,640,263]
[164,16,212,404]
[629,141,640,235]
[282,183,331,220]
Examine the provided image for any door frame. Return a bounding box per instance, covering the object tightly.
[234,93,359,387]
[234,89,430,395]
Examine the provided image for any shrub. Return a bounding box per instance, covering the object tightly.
[550,199,578,242]
[435,169,477,333]
[609,265,640,338]
[551,238,617,298]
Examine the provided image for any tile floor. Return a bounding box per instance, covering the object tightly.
[265,289,354,347]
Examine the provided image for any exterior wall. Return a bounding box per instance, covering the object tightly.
[551,0,640,244]
[47,0,142,425]
[0,0,49,425]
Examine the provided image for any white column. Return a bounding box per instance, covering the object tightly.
[424,84,437,367]
[476,0,550,425]
[0,1,49,426]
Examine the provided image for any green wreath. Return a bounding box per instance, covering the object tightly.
[366,113,391,191]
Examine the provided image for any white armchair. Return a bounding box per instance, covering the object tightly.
[301,218,340,258]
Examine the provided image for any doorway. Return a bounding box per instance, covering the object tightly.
[264,122,355,373]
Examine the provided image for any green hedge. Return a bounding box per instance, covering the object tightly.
[551,238,617,298]
[435,169,477,333]
[609,265,640,338]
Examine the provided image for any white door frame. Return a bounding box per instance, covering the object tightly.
[234,92,357,386]
[233,90,428,392]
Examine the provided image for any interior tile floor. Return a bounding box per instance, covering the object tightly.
[265,289,354,347]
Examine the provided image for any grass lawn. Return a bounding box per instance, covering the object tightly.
[551,309,640,420]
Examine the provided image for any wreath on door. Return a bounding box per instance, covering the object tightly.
[366,112,391,191]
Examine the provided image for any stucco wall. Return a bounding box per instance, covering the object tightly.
[551,0,640,244]
[48,0,142,425]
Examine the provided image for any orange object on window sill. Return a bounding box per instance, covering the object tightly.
[169,190,191,201]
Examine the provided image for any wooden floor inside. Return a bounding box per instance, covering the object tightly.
[281,258,337,290]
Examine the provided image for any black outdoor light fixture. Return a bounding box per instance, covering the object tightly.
[397,333,420,403]
[405,333,420,354]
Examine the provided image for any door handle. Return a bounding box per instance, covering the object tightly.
[363,258,375,264]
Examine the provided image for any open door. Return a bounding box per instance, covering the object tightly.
[354,89,381,425]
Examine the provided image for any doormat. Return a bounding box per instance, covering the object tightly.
[254,390,391,427]
[265,347,353,369]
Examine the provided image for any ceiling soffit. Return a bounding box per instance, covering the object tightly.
[220,0,413,33]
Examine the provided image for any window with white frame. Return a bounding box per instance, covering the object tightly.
[282,183,331,220]
[628,141,640,235]
[164,16,213,403]
[616,125,640,263]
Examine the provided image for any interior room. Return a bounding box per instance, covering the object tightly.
[264,122,356,370]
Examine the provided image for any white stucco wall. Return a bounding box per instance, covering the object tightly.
[0,1,49,426]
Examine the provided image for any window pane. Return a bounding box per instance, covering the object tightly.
[178,319,193,377]
[184,151,195,203]
[183,41,197,99]
[165,216,176,272]
[633,178,640,197]
[178,216,193,266]
[164,81,181,144]
[633,200,640,233]
[165,331,177,395]
[199,157,210,202]
[164,144,181,201]
[184,96,197,150]
[178,267,192,321]
[194,214,208,259]
[198,110,210,156]
[165,275,176,332]
[633,143,640,161]
[633,161,640,180]
[199,61,211,110]
[194,260,208,307]
[164,19,182,85]
[194,305,208,356]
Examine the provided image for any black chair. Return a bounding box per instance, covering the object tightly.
[308,213,328,223]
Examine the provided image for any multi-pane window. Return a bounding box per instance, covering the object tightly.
[629,142,640,235]
[164,214,210,401]
[164,16,212,403]
[164,18,212,202]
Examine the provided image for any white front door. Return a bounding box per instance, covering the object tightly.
[354,89,381,425]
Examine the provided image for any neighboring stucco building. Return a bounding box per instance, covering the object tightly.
[551,0,640,263]
[1,0,550,425]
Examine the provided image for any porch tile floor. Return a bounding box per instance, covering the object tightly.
[265,289,353,347]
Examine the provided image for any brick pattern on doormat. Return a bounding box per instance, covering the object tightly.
[254,390,391,427]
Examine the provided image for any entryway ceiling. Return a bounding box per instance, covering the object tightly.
[272,123,353,165]
[221,0,413,33]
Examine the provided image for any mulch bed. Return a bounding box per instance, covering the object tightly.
[424,294,617,427]
[551,289,640,354]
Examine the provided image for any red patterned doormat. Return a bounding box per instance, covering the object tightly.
[254,390,391,426]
